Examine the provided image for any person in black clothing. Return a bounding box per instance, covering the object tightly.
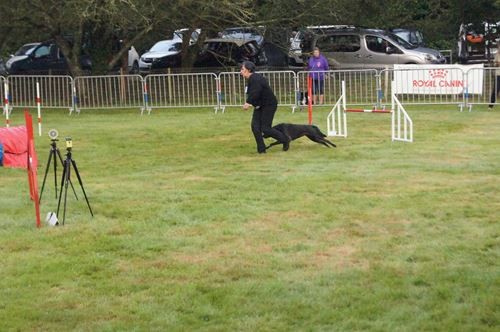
[241,61,290,153]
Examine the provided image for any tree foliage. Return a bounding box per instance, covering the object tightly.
[0,0,499,73]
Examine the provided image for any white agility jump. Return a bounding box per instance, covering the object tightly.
[327,80,413,143]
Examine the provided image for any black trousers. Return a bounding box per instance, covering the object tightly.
[490,76,500,105]
[251,105,288,153]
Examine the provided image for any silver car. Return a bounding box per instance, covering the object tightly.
[308,28,446,69]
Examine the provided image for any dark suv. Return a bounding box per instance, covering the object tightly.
[3,41,91,75]
[194,38,267,68]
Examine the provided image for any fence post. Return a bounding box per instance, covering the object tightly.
[293,71,300,113]
[36,81,42,136]
[460,68,469,112]
[141,78,151,115]
[375,70,382,109]
[70,78,79,115]
[215,76,221,114]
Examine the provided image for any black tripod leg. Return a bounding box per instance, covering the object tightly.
[56,149,78,200]
[56,159,68,223]
[53,149,58,199]
[39,149,54,203]
[71,159,94,217]
[62,161,71,226]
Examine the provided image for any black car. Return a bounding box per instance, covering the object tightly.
[194,38,267,68]
[4,41,91,75]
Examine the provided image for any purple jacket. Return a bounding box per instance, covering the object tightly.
[308,54,329,80]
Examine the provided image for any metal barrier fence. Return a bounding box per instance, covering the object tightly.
[218,71,297,112]
[379,67,467,106]
[7,75,73,109]
[145,73,219,112]
[297,70,379,107]
[439,49,453,64]
[74,75,144,112]
[1,68,498,117]
[466,67,498,106]
[218,71,246,110]
[261,71,297,108]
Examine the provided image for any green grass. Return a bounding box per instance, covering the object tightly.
[1,104,499,331]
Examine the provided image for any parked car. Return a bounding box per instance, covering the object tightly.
[288,25,355,66]
[390,28,425,47]
[4,41,92,75]
[139,40,182,73]
[173,28,201,46]
[221,27,265,47]
[12,43,40,57]
[458,22,499,64]
[305,27,445,69]
[127,46,140,73]
[194,38,267,68]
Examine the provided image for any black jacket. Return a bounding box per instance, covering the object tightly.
[246,73,278,108]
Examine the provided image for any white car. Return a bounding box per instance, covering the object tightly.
[128,46,140,73]
[139,40,182,73]
[221,27,265,47]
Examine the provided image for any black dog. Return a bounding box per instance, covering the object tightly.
[264,123,336,150]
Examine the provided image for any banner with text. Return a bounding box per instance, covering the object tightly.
[393,64,483,95]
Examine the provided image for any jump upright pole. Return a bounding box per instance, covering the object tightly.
[307,76,313,125]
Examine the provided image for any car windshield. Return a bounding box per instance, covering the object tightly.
[150,41,180,52]
[387,33,417,49]
[15,44,39,56]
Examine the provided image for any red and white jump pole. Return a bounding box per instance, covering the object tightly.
[4,82,9,127]
[36,82,42,136]
[345,108,391,113]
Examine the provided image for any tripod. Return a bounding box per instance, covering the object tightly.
[56,146,93,225]
[39,139,78,202]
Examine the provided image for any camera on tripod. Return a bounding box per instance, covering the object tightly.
[65,137,72,150]
[39,130,93,225]
[48,129,59,141]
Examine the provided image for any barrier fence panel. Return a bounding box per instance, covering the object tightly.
[439,49,453,64]
[261,71,297,108]
[218,71,246,110]
[297,70,378,108]
[145,73,219,111]
[7,75,73,109]
[218,71,297,112]
[380,67,468,106]
[74,75,144,111]
[466,67,499,107]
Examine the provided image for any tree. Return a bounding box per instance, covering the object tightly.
[1,0,159,75]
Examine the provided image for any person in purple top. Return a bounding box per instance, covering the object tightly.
[307,47,329,105]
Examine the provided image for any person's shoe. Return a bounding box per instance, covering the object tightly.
[488,105,494,109]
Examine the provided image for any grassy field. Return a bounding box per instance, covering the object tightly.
[0,105,499,331]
